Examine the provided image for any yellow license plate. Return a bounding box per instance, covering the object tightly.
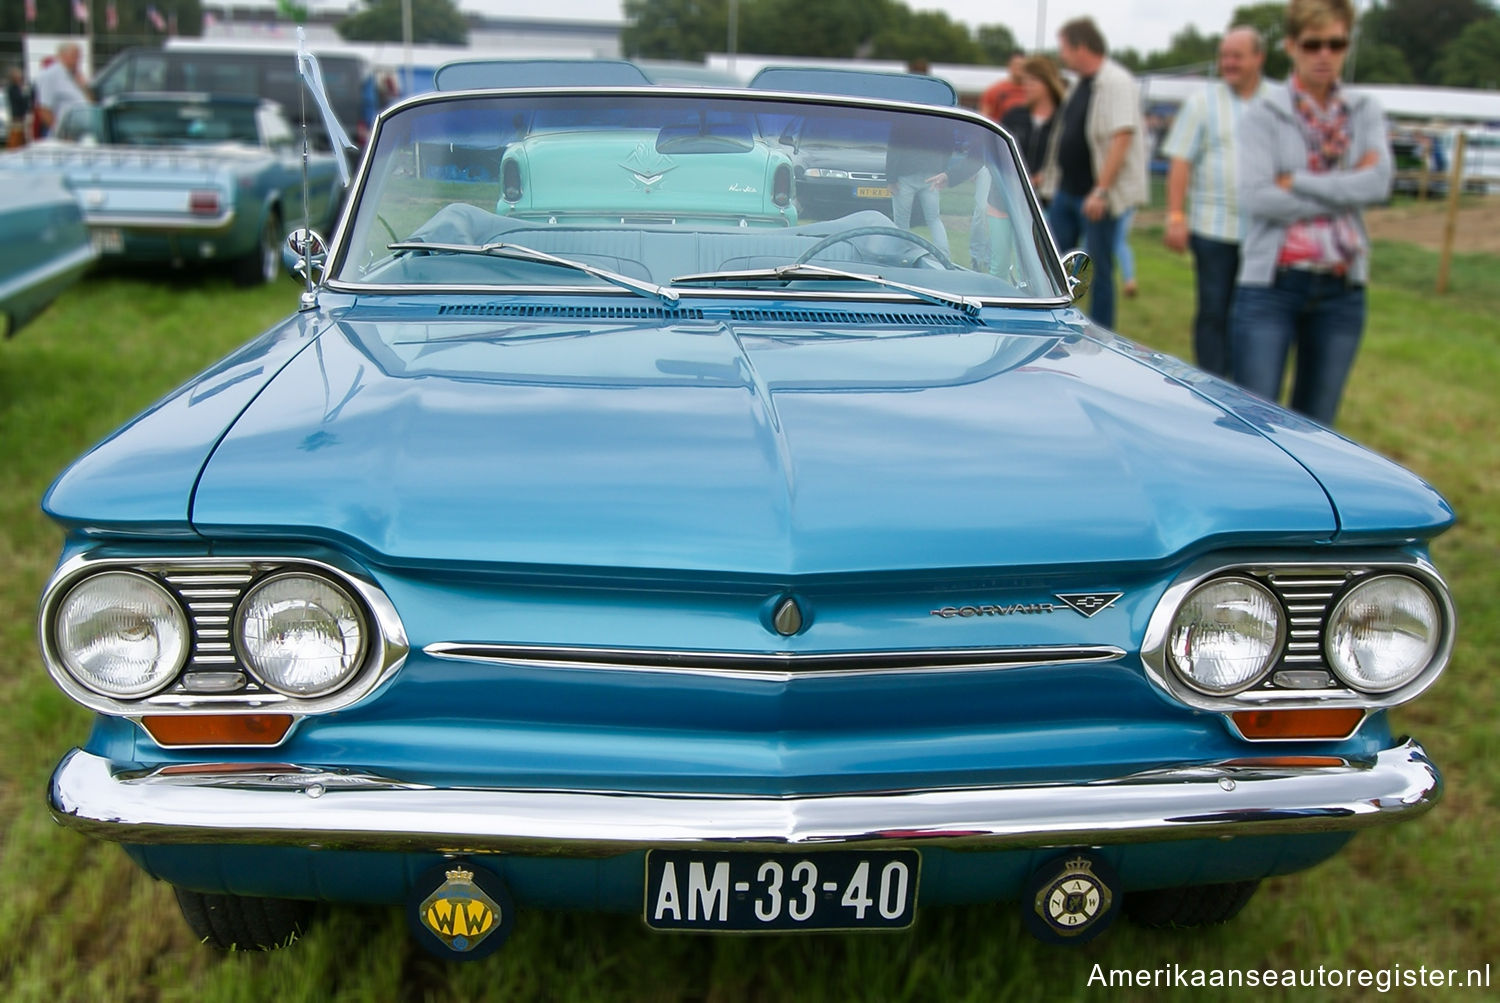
[856,186,891,198]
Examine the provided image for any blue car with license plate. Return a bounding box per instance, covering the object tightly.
[5,93,340,286]
[38,70,1455,957]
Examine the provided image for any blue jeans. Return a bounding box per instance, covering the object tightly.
[1048,190,1119,329]
[1190,235,1240,378]
[1114,208,1135,283]
[1230,270,1366,426]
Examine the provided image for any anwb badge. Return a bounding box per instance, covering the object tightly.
[407,861,514,961]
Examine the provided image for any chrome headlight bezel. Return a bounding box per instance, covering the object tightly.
[52,570,191,699]
[1165,575,1285,696]
[1142,552,1456,716]
[38,553,408,719]
[234,570,369,698]
[1324,573,1443,694]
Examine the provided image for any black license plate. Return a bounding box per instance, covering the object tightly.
[644,849,919,931]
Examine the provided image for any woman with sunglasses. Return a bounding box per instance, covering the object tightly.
[1231,0,1391,426]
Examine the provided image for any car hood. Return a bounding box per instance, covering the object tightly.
[190,310,1342,575]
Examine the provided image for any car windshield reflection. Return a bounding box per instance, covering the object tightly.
[336,92,1065,302]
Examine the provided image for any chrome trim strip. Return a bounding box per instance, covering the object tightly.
[423,643,1127,681]
[87,211,236,231]
[49,740,1441,854]
[1140,552,1456,722]
[38,554,408,724]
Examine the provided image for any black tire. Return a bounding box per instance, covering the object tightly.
[1124,879,1260,929]
[233,210,282,287]
[173,886,313,950]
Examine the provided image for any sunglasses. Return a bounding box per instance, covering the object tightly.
[1298,36,1350,53]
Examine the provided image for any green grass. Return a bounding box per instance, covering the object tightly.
[2,239,1498,1001]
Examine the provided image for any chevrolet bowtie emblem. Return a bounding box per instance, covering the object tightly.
[1053,593,1124,617]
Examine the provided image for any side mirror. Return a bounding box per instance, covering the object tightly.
[283,228,328,283]
[1061,250,1092,303]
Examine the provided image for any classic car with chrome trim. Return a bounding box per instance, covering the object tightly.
[2,92,340,285]
[37,69,1455,957]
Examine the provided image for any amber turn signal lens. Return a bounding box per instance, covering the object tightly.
[1231,708,1365,740]
[141,714,294,747]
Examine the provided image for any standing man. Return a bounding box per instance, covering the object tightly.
[1161,27,1268,377]
[1047,18,1148,330]
[5,63,29,148]
[33,43,90,138]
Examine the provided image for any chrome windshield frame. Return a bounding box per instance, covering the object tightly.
[323,85,1075,310]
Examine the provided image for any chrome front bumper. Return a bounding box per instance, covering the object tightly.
[49,740,1440,855]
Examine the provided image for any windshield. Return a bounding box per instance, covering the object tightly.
[336,91,1066,302]
[107,100,261,146]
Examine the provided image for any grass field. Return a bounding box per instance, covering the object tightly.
[1,232,1496,1001]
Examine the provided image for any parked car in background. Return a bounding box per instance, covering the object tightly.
[93,45,368,150]
[0,170,95,339]
[40,72,1455,959]
[3,93,341,285]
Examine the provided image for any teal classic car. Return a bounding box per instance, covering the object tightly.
[0,170,95,339]
[39,76,1454,958]
[4,93,340,285]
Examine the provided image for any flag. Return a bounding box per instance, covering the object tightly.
[106,1,118,31]
[146,5,166,31]
[24,0,37,24]
[73,0,89,23]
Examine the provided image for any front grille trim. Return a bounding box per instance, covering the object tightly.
[425,642,1126,681]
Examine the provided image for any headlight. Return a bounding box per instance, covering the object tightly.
[55,571,189,698]
[237,573,366,697]
[1167,577,1283,694]
[803,168,850,179]
[1325,575,1440,693]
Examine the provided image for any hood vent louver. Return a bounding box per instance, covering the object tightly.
[434,303,972,328]
[726,307,971,327]
[438,304,706,321]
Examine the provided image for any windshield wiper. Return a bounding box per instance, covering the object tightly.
[388,240,679,307]
[670,263,983,319]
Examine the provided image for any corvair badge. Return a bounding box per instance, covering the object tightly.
[621,145,677,190]
[931,593,1122,619]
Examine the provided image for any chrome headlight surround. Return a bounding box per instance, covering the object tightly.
[1324,574,1443,693]
[1142,552,1456,715]
[51,570,191,699]
[234,571,369,698]
[39,553,408,718]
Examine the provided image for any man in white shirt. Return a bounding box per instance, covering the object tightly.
[1161,27,1267,376]
[34,43,90,137]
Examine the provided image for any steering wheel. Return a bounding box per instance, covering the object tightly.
[793,225,956,270]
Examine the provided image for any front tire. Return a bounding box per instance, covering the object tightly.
[1124,880,1260,929]
[233,210,282,286]
[173,886,313,950]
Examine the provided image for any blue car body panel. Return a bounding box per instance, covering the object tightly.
[0,170,96,337]
[185,305,1342,572]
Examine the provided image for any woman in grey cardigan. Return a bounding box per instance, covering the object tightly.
[1231,0,1391,426]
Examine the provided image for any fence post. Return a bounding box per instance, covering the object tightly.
[1436,131,1467,295]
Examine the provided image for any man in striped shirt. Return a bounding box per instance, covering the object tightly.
[1161,27,1267,377]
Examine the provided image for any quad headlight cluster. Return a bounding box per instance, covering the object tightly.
[45,561,386,707]
[1163,568,1447,699]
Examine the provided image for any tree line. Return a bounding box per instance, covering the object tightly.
[623,0,1500,89]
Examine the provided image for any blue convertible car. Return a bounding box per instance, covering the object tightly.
[38,74,1454,956]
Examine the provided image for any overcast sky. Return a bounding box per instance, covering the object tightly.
[457,0,1254,57]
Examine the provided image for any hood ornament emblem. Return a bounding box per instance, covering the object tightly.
[1054,593,1123,618]
[772,597,804,637]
